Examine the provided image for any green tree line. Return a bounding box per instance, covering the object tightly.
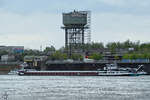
[1,40,150,61]
[122,53,150,59]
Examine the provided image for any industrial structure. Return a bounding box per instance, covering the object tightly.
[62,10,91,57]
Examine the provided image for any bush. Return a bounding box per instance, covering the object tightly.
[88,53,103,60]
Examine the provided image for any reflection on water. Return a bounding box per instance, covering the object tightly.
[0,75,150,100]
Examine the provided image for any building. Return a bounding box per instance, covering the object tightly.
[0,46,24,54]
[24,56,48,70]
[1,55,15,62]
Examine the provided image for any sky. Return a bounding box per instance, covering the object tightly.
[0,0,150,50]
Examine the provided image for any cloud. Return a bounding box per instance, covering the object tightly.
[1,0,150,16]
[88,0,150,15]
[0,0,150,49]
[100,0,126,6]
[0,10,64,49]
[92,13,150,44]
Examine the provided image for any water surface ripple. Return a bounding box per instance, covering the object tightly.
[0,75,150,100]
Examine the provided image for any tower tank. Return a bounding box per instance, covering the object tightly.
[63,10,87,26]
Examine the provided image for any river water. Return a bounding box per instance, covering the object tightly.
[0,75,150,100]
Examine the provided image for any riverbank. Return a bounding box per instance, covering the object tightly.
[0,62,21,74]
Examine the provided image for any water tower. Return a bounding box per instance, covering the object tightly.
[62,10,91,57]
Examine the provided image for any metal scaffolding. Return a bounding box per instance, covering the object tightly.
[79,11,91,44]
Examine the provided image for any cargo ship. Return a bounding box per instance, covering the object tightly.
[17,63,146,76]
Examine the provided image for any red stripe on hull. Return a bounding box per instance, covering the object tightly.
[19,71,99,76]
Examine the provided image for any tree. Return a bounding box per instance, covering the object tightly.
[23,49,41,56]
[0,50,8,56]
[84,42,104,51]
[88,53,103,60]
[122,53,132,59]
[44,46,55,55]
[49,51,67,60]
[122,53,150,60]
[71,54,83,61]
[114,55,119,60]
[130,53,137,59]
[14,53,24,61]
[106,42,118,52]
